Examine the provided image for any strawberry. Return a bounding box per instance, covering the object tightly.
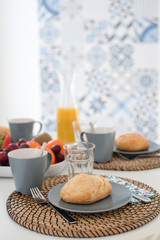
[1,136,12,149]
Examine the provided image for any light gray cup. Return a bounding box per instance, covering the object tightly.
[8,148,52,195]
[9,118,42,142]
[80,127,115,163]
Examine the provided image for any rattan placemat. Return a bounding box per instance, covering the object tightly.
[7,175,160,238]
[94,154,160,171]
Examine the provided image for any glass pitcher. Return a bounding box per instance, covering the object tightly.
[56,70,80,143]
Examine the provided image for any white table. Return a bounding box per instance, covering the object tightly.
[0,168,160,240]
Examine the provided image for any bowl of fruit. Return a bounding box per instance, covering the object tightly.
[27,139,66,177]
[0,136,31,177]
[0,131,66,177]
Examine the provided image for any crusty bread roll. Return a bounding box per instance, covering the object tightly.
[60,174,112,204]
[0,126,10,138]
[115,133,149,151]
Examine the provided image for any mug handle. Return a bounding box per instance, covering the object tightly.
[45,152,52,172]
[33,121,43,137]
[80,132,87,142]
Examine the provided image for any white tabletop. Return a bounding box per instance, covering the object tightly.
[0,167,160,240]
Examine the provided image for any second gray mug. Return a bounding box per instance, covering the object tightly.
[9,118,42,142]
[81,127,115,163]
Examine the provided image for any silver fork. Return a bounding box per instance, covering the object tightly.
[117,152,160,160]
[30,187,77,224]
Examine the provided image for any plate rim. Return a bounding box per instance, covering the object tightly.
[113,140,160,155]
[48,182,132,213]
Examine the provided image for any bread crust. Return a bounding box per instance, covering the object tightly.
[0,126,10,138]
[60,174,112,204]
[115,133,150,151]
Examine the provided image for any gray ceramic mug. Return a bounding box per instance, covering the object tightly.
[9,118,42,143]
[8,148,52,195]
[80,127,115,163]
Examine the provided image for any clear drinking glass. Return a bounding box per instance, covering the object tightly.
[63,142,95,180]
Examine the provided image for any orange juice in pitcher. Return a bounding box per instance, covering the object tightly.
[57,107,80,143]
[56,70,80,143]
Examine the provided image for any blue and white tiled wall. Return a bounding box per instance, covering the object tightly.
[39,0,159,140]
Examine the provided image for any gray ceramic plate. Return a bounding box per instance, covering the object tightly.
[48,182,131,213]
[114,140,160,155]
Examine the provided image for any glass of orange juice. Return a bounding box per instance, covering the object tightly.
[56,70,80,143]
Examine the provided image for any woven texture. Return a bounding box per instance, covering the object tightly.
[7,175,160,238]
[94,154,160,171]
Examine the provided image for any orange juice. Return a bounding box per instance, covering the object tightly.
[57,107,80,143]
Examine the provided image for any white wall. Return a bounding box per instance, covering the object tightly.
[0,0,41,126]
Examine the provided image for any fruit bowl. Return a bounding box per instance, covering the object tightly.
[44,159,66,178]
[0,160,66,178]
[0,137,67,178]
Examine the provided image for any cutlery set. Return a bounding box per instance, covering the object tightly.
[30,187,77,224]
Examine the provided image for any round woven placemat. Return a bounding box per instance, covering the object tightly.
[7,175,160,238]
[94,154,160,171]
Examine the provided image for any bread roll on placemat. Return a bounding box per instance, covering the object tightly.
[6,175,160,238]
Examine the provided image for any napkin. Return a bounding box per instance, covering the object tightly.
[107,175,156,203]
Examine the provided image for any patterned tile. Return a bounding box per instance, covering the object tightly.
[38,0,160,140]
[106,18,136,42]
[42,0,60,16]
[41,91,59,132]
[84,20,108,45]
[40,61,60,92]
[134,69,158,92]
[110,69,133,92]
[133,69,158,140]
[85,69,112,94]
[115,116,136,136]
[61,0,83,19]
[40,23,59,43]
[109,44,133,69]
[134,18,158,43]
[107,0,136,42]
[109,0,134,19]
[39,0,60,21]
[108,92,136,117]
[134,115,158,140]
[87,46,107,68]
[84,17,136,45]
[89,96,106,113]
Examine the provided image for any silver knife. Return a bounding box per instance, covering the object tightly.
[131,192,151,203]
